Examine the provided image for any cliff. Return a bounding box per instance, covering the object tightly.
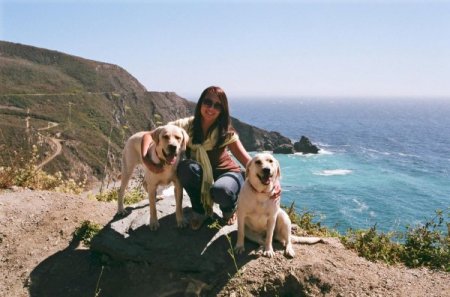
[0,41,290,183]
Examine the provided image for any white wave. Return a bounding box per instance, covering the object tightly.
[352,198,368,213]
[314,169,353,176]
[318,148,333,155]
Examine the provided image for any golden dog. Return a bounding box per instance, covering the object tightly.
[235,153,323,258]
[117,124,188,230]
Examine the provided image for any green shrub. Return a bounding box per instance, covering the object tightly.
[93,186,145,205]
[341,209,450,271]
[401,210,450,271]
[72,220,102,246]
[0,145,85,193]
[341,225,403,265]
[285,202,338,237]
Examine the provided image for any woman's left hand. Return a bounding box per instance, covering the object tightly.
[271,180,281,201]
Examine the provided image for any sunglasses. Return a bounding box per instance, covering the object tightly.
[202,98,223,111]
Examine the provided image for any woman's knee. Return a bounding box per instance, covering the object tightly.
[177,160,202,187]
[210,185,234,206]
[210,172,243,206]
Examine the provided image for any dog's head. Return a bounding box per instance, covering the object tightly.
[246,153,281,193]
[151,124,189,165]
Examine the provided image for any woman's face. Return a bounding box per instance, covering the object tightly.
[200,93,222,124]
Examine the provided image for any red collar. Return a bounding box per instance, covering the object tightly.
[249,181,274,195]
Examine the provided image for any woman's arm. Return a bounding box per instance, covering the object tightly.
[228,139,252,168]
[141,132,164,173]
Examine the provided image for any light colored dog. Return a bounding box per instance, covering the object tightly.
[117,124,189,230]
[235,153,323,258]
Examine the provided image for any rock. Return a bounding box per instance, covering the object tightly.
[90,190,240,275]
[231,118,292,151]
[273,144,295,154]
[294,136,319,154]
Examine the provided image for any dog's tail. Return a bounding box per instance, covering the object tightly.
[291,235,324,244]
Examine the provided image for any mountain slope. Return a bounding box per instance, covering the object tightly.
[0,41,290,183]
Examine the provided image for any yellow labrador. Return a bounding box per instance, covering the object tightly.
[117,124,189,230]
[235,153,323,258]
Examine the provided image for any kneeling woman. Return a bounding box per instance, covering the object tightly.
[142,86,251,230]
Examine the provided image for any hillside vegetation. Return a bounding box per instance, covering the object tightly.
[0,41,289,184]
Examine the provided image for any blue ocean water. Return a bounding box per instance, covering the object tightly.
[230,98,450,233]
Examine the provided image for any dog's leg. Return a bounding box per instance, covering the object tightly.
[275,210,295,258]
[263,214,277,258]
[117,157,133,215]
[147,181,159,231]
[173,178,187,228]
[234,209,246,254]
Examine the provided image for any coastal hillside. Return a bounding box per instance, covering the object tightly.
[0,41,290,183]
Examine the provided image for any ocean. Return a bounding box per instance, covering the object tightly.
[229,98,450,233]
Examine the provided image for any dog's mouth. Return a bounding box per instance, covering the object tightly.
[257,171,273,186]
[163,149,177,165]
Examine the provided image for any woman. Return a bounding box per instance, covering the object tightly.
[142,86,251,230]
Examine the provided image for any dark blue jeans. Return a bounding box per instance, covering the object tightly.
[177,159,244,215]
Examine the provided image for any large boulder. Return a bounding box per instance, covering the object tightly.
[294,136,319,154]
[273,144,295,154]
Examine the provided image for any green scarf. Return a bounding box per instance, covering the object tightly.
[189,127,238,215]
[170,117,239,215]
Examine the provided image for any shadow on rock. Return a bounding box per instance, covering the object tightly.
[29,200,257,297]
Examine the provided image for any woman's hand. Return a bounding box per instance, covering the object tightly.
[271,180,281,201]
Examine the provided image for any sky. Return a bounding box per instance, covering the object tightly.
[1,0,450,101]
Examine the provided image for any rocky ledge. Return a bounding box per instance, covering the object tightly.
[89,190,449,297]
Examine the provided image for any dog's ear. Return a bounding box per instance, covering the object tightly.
[245,158,254,179]
[274,157,281,180]
[151,127,163,145]
[180,128,189,151]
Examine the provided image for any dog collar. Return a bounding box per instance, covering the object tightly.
[146,151,165,168]
[249,182,274,195]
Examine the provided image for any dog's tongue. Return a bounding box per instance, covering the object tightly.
[166,155,177,165]
[261,176,271,185]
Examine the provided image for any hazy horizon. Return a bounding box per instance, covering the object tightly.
[2,1,450,100]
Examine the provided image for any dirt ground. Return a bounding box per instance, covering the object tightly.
[1,188,449,297]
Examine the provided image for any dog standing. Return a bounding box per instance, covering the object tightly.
[235,153,323,258]
[117,124,189,230]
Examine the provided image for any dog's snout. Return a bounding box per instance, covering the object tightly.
[262,167,271,176]
[168,144,177,153]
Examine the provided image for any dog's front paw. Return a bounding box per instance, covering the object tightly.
[284,245,295,258]
[116,208,129,216]
[149,219,160,231]
[263,248,275,258]
[177,217,188,228]
[234,244,245,255]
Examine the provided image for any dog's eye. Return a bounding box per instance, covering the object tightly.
[163,135,170,140]
[175,136,181,141]
[268,159,273,163]
[255,160,262,165]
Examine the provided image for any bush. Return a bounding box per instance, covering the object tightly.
[285,202,338,237]
[341,209,450,271]
[72,220,102,246]
[93,186,145,205]
[341,225,403,265]
[0,145,85,193]
[401,210,450,271]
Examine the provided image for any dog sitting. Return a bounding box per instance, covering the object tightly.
[117,124,189,230]
[235,153,323,258]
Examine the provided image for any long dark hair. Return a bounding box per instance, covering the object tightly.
[192,86,232,147]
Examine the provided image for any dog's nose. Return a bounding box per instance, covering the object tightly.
[262,167,271,176]
[168,144,177,153]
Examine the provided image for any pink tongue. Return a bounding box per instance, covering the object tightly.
[166,156,177,165]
